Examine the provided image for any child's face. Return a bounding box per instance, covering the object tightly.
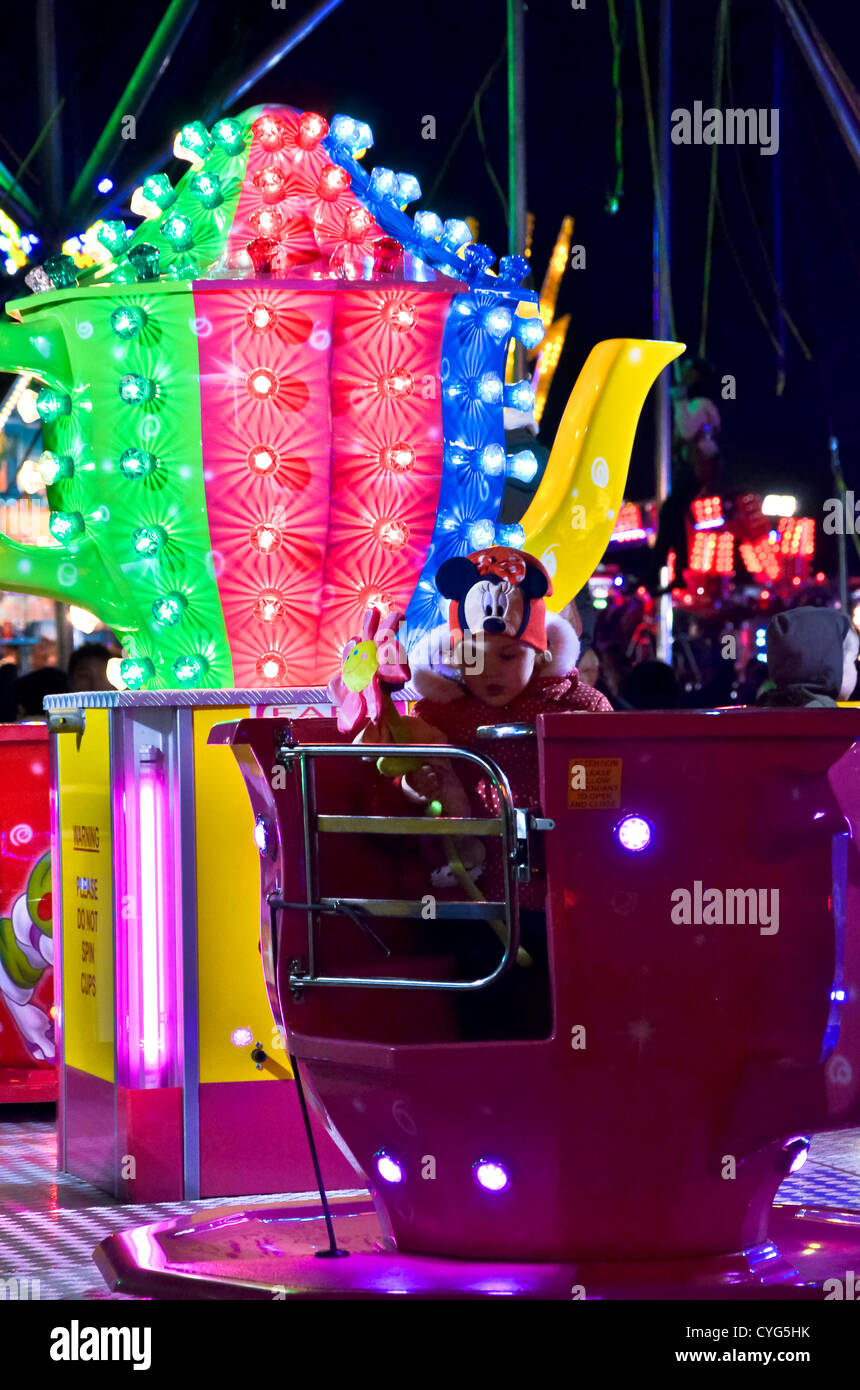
[462,634,537,705]
[840,628,860,701]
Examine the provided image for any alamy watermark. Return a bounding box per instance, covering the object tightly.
[671,102,779,156]
[671,882,779,935]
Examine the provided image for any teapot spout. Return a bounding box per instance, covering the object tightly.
[522,338,684,607]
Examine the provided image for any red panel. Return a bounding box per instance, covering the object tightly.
[116,1085,184,1202]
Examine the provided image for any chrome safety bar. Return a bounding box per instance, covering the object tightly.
[271,739,523,993]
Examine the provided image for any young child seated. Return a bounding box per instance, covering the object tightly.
[757,607,860,707]
[401,545,612,1039]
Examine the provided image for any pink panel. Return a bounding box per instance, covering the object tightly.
[116,1085,184,1203]
[194,283,336,687]
[316,286,453,682]
[198,1080,362,1198]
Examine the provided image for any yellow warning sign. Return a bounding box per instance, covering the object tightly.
[568,757,623,809]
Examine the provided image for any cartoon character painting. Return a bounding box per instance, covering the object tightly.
[0,854,54,1062]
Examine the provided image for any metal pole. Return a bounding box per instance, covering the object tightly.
[507,0,527,378]
[206,0,347,119]
[655,0,673,661]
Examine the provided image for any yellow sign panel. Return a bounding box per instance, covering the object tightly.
[567,757,623,810]
[58,709,115,1080]
[193,707,291,1084]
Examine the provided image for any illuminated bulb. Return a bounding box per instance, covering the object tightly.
[96,221,129,254]
[17,460,44,495]
[373,517,410,550]
[474,1160,510,1192]
[188,172,223,208]
[329,114,361,148]
[256,651,288,682]
[497,254,530,287]
[17,389,41,424]
[370,166,397,200]
[247,444,280,476]
[463,243,495,279]
[253,166,290,203]
[250,522,283,554]
[497,523,525,547]
[173,654,209,686]
[475,372,503,405]
[96,177,113,194]
[507,450,538,484]
[452,296,475,318]
[505,380,535,411]
[110,305,147,338]
[69,606,100,634]
[231,1026,254,1047]
[615,814,653,853]
[174,120,213,164]
[480,444,505,476]
[395,172,421,205]
[119,447,157,479]
[355,121,374,152]
[49,511,84,542]
[152,592,187,626]
[246,368,279,400]
[440,219,472,252]
[297,111,329,148]
[36,387,71,422]
[119,374,156,405]
[372,237,402,275]
[482,305,512,339]
[514,315,544,349]
[247,303,278,333]
[468,520,495,549]
[413,210,443,240]
[251,113,289,152]
[43,253,77,287]
[381,442,415,473]
[37,451,74,485]
[249,207,285,237]
[127,243,160,280]
[141,174,176,210]
[317,164,351,199]
[211,117,245,154]
[375,1152,403,1184]
[378,367,414,398]
[253,589,286,622]
[131,525,167,557]
[120,657,154,689]
[160,212,194,249]
[245,237,279,274]
[343,206,375,241]
[382,300,417,332]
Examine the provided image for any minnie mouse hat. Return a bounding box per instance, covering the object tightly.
[435,546,553,654]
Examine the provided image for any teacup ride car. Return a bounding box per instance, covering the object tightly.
[95,703,860,1298]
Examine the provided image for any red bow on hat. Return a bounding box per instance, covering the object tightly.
[473,550,528,584]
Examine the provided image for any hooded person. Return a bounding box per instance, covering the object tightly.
[757,608,859,708]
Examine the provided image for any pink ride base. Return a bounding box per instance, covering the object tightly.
[93,1197,860,1299]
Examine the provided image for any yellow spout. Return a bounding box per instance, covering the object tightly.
[522,338,684,608]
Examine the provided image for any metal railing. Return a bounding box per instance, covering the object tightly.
[268,739,529,995]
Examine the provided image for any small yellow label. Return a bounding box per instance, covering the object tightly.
[567,757,623,809]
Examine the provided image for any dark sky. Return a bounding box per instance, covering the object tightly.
[2,0,858,557]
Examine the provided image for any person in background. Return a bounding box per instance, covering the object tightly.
[757,608,859,708]
[577,643,600,688]
[622,660,682,711]
[0,647,18,722]
[29,636,58,671]
[68,642,114,693]
[14,667,68,721]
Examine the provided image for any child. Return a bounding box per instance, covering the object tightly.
[757,607,860,707]
[402,546,612,1038]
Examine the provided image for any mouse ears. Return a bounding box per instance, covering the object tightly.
[435,548,551,601]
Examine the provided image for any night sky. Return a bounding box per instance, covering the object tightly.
[1,0,858,564]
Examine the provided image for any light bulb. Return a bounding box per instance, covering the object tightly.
[482,306,513,339]
[211,117,244,154]
[110,305,147,338]
[317,164,351,199]
[173,654,209,686]
[119,447,157,479]
[514,315,544,349]
[475,372,503,405]
[250,522,283,554]
[373,517,410,550]
[119,374,156,404]
[246,368,279,400]
[378,367,414,398]
[174,121,213,163]
[253,590,286,622]
[382,300,417,332]
[160,212,194,249]
[120,657,154,689]
[49,511,84,542]
[188,172,223,208]
[36,388,71,422]
[297,110,329,149]
[251,113,289,152]
[152,592,187,626]
[141,174,176,210]
[480,444,505,476]
[380,442,415,473]
[256,651,288,682]
[504,380,535,411]
[247,303,278,333]
[468,520,495,549]
[413,211,443,240]
[253,166,289,204]
[247,444,280,476]
[440,219,472,252]
[507,450,538,484]
[37,451,74,485]
[131,525,166,556]
[249,206,285,237]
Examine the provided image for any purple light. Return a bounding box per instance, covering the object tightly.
[474,1160,510,1192]
[376,1153,404,1184]
[613,575,624,587]
[137,753,170,1082]
[782,1136,810,1173]
[231,1027,254,1048]
[254,815,275,857]
[615,814,653,853]
[831,989,846,1002]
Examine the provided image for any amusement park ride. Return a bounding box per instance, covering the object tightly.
[1,97,860,1300]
